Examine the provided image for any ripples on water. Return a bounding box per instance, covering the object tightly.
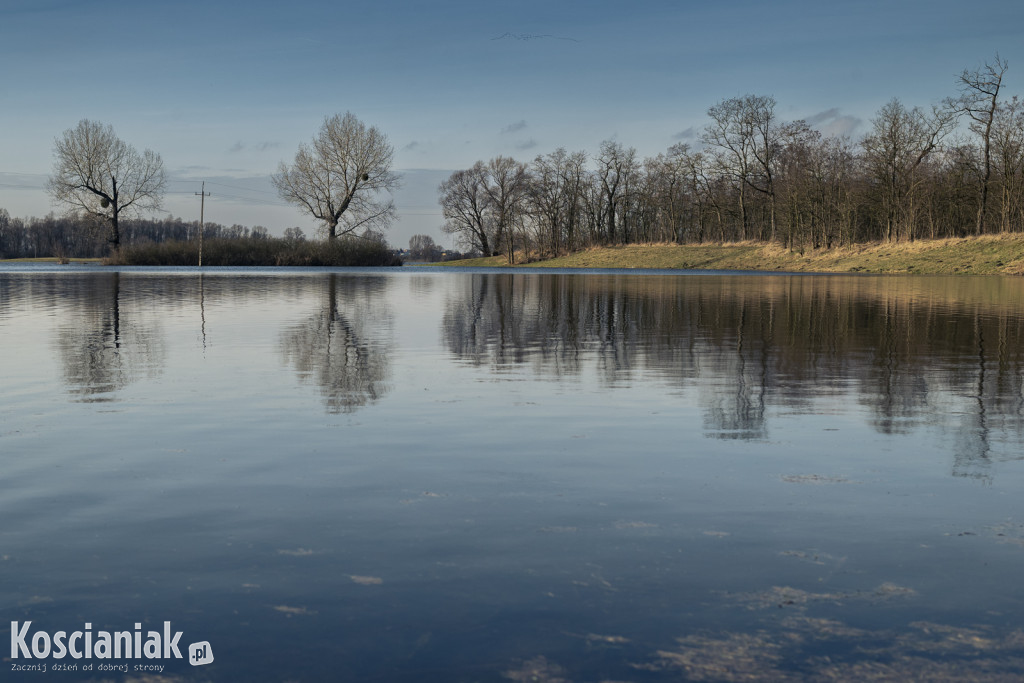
[1,266,1024,681]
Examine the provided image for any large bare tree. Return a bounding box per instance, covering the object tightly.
[484,156,529,262]
[701,95,782,241]
[439,157,529,262]
[440,162,493,256]
[596,140,638,244]
[273,112,400,240]
[947,54,1009,234]
[47,120,166,249]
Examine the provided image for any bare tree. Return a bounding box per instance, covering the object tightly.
[744,95,781,241]
[991,96,1024,232]
[596,140,638,243]
[273,112,400,240]
[440,162,493,256]
[947,54,1009,234]
[408,234,441,261]
[675,144,722,243]
[703,97,757,239]
[47,120,166,249]
[861,99,957,241]
[485,156,530,262]
[526,149,589,256]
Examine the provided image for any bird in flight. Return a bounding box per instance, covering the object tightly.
[491,32,579,43]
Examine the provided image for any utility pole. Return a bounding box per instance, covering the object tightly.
[195,181,211,267]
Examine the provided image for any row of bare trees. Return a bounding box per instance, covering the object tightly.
[441,56,1024,262]
[36,112,398,255]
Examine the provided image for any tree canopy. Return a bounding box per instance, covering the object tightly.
[273,112,400,240]
[47,119,166,249]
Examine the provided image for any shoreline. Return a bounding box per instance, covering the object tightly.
[439,234,1024,276]
[6,234,1024,275]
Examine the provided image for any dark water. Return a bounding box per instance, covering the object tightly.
[2,265,1024,682]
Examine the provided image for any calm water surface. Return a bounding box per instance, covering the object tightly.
[2,265,1024,681]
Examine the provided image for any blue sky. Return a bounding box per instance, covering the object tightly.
[2,0,1023,247]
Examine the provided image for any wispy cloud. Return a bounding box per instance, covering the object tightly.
[515,139,538,151]
[402,141,420,152]
[227,141,280,154]
[0,171,47,190]
[804,108,862,138]
[501,120,528,135]
[672,126,698,141]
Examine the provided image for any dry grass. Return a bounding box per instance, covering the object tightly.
[438,235,1024,275]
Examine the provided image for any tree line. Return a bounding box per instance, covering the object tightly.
[441,55,1024,262]
[0,209,272,259]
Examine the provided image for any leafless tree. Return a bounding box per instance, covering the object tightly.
[408,234,441,261]
[273,112,400,240]
[526,148,589,255]
[440,162,493,256]
[47,120,166,249]
[674,145,722,243]
[596,140,638,243]
[745,95,781,241]
[991,96,1024,231]
[485,156,530,262]
[861,99,957,241]
[432,59,1024,251]
[703,97,757,239]
[642,148,688,243]
[947,54,1009,234]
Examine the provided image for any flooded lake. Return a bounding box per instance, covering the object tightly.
[2,265,1024,681]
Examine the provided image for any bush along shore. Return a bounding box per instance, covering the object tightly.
[106,237,403,267]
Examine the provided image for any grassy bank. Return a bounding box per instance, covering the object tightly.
[439,234,1024,275]
[107,237,402,267]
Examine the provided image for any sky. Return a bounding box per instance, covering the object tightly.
[2,0,1023,248]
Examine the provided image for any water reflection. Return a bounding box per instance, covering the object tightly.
[442,273,1024,467]
[279,273,392,413]
[8,268,1024,463]
[5,268,1024,680]
[54,273,165,401]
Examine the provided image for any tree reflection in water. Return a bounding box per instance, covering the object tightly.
[55,272,164,402]
[442,273,1024,476]
[280,273,391,414]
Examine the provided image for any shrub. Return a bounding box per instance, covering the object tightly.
[107,237,403,267]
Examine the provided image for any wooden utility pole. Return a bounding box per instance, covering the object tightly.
[195,181,211,267]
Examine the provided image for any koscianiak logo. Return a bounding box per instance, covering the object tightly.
[9,621,213,674]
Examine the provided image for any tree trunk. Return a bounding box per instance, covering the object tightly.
[109,208,120,248]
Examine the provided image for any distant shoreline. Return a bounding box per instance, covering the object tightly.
[6,234,1024,275]
[438,234,1024,276]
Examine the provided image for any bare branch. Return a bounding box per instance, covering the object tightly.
[273,112,400,240]
[47,119,166,248]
